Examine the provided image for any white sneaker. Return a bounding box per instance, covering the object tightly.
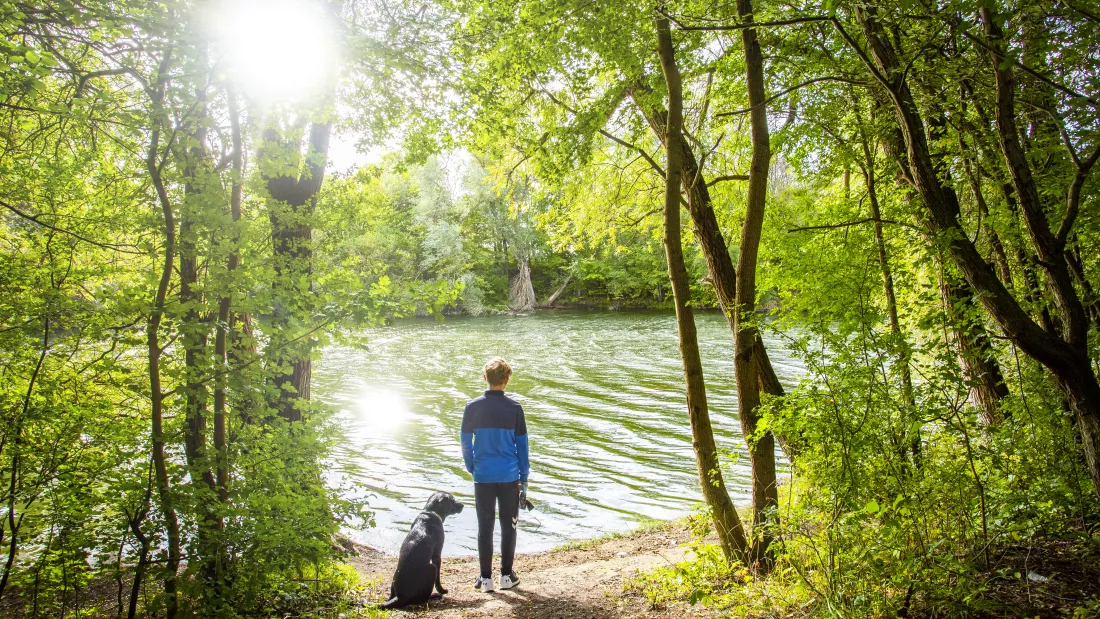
[499,572,520,590]
[474,576,495,592]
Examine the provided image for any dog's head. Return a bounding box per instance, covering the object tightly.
[424,491,464,521]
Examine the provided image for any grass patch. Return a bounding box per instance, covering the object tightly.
[551,518,684,552]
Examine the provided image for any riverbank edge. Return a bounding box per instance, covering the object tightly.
[343,516,691,568]
[342,515,1100,619]
[344,517,708,618]
[440,300,784,317]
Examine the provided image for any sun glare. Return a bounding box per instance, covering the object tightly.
[357,389,412,434]
[211,0,339,104]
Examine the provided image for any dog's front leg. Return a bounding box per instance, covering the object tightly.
[433,546,447,595]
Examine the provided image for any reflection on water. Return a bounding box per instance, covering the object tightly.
[313,310,802,555]
[356,389,411,434]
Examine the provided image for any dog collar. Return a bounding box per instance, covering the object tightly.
[422,511,442,523]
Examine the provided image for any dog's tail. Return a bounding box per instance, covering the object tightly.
[379,597,401,609]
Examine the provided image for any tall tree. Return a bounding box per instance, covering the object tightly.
[654,14,749,563]
[144,48,182,619]
[261,117,333,422]
[732,0,780,565]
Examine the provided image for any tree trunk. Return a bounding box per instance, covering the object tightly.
[1000,183,1057,334]
[858,134,924,462]
[853,5,1100,499]
[181,106,212,483]
[0,317,48,601]
[958,139,1013,289]
[144,59,181,615]
[733,0,779,567]
[180,81,230,611]
[864,149,913,403]
[938,264,1010,425]
[180,82,222,541]
[206,87,243,599]
[655,15,748,564]
[262,119,332,422]
[509,252,536,311]
[979,7,1089,349]
[126,480,152,619]
[632,99,796,458]
[541,272,573,308]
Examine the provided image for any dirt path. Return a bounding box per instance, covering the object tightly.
[350,522,714,618]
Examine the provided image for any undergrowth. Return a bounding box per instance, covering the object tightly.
[626,321,1100,618]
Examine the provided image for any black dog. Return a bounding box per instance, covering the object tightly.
[380,492,464,609]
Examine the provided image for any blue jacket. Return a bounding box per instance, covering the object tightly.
[461,390,529,483]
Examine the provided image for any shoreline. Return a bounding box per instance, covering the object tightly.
[346,518,684,561]
[347,519,713,618]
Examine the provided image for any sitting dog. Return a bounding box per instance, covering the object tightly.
[380,491,465,609]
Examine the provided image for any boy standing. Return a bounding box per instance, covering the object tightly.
[461,357,529,592]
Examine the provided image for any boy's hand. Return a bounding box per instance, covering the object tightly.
[519,481,530,510]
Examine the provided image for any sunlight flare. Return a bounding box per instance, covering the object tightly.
[210,0,339,103]
[357,388,412,434]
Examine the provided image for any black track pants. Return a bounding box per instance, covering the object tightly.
[474,481,520,578]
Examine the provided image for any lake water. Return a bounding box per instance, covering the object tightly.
[313,310,803,556]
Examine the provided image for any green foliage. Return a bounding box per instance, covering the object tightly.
[0,2,413,616]
[318,151,673,313]
[3,0,1100,616]
[236,561,390,619]
[627,509,806,616]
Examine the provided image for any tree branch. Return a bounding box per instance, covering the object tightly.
[961,30,1098,108]
[662,10,832,32]
[1056,145,1100,243]
[599,129,667,179]
[539,87,669,179]
[716,76,868,117]
[829,18,893,92]
[788,217,916,233]
[75,67,137,96]
[707,174,749,187]
[0,199,144,254]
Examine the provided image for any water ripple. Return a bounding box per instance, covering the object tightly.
[315,310,801,555]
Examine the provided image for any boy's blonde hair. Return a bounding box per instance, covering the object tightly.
[483,357,513,387]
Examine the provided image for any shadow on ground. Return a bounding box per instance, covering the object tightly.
[385,585,623,619]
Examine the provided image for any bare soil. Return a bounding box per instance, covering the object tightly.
[350,522,716,618]
[967,531,1100,618]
